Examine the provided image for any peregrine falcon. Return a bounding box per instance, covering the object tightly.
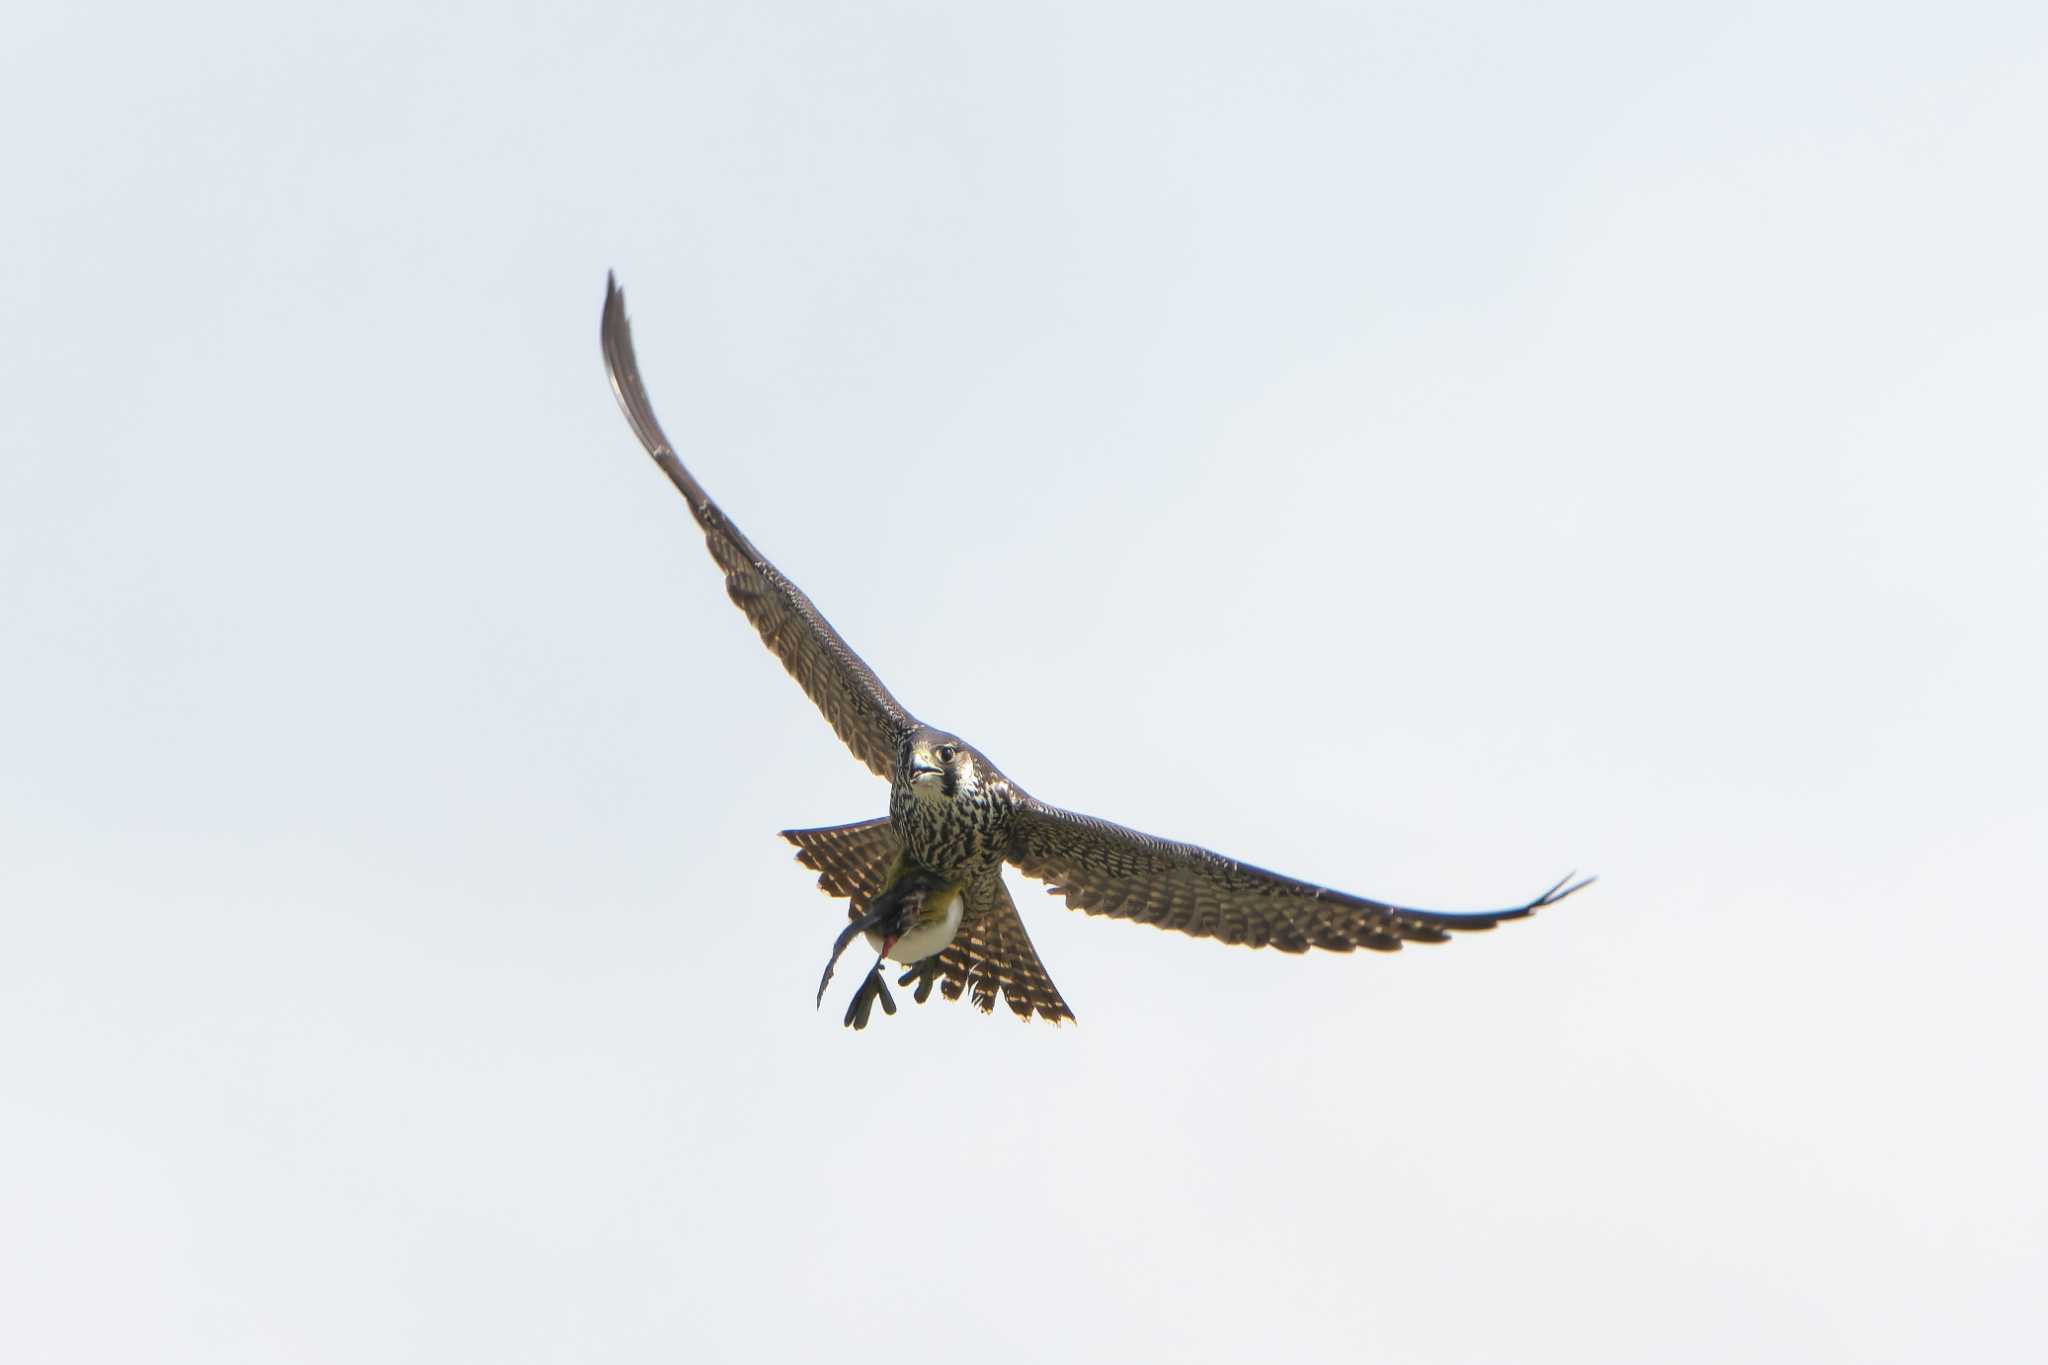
[601,275,1590,1029]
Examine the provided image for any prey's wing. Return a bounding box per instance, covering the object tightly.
[781,822,1073,1025]
[603,276,916,778]
[1007,795,1590,953]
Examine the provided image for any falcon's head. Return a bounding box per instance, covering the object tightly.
[899,727,982,804]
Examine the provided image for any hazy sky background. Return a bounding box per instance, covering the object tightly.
[5,2,2045,1361]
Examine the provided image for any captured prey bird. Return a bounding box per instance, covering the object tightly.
[600,274,1591,1029]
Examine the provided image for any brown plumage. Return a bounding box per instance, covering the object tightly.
[600,280,910,780]
[785,820,1074,1024]
[602,274,1591,1029]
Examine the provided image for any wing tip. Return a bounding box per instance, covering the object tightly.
[600,270,679,459]
[1476,870,1597,925]
[1534,870,1597,909]
[601,269,627,347]
[1383,868,1595,937]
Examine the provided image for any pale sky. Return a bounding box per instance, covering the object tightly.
[5,3,2045,1361]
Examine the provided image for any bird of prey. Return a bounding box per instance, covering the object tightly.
[600,274,1589,1029]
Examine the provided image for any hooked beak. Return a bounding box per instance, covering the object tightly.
[909,762,943,786]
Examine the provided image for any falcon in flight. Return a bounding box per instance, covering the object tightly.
[601,275,1589,1029]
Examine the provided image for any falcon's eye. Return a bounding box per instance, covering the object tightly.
[936,745,958,764]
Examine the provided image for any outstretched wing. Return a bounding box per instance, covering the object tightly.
[1006,796,1590,953]
[603,276,916,779]
[781,821,1074,1025]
